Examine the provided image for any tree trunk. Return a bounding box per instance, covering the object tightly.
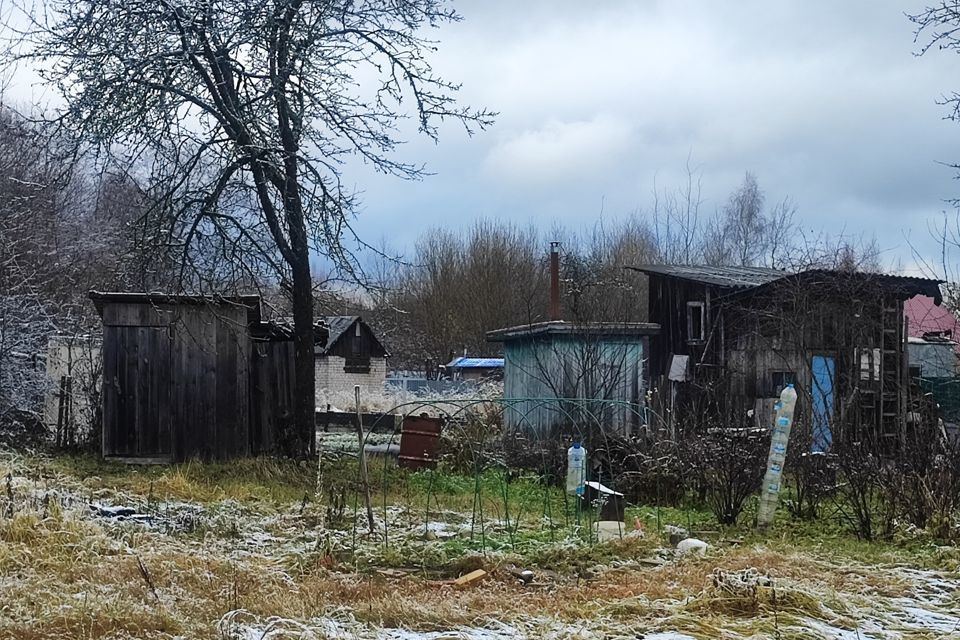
[289,237,315,458]
[289,251,314,457]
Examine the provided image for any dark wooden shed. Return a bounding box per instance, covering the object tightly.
[631,266,944,449]
[248,318,328,455]
[90,292,281,462]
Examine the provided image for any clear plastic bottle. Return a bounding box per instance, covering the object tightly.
[757,384,798,527]
[566,442,587,495]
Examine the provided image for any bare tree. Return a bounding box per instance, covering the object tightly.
[0,108,74,430]
[650,158,704,265]
[6,0,493,452]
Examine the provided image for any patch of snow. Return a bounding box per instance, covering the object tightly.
[675,538,708,556]
[890,601,960,634]
[793,618,882,640]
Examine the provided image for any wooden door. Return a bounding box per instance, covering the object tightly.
[102,326,172,460]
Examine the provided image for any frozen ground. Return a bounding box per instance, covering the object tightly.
[1,451,959,639]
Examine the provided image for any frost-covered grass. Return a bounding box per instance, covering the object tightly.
[46,454,319,506]
[3,450,960,639]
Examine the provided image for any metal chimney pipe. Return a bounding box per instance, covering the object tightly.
[549,242,561,321]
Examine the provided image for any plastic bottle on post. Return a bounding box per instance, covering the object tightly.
[757,383,798,527]
[566,442,587,495]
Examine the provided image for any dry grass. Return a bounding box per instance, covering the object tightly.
[2,451,958,640]
[37,455,318,505]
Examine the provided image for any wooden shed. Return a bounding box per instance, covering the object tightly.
[90,292,278,462]
[248,318,328,455]
[632,266,944,450]
[487,321,659,438]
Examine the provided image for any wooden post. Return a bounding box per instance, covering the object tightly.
[56,376,69,448]
[355,385,375,533]
[64,376,73,447]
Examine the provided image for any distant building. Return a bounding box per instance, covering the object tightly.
[905,295,960,346]
[907,335,957,379]
[904,294,960,376]
[443,356,504,381]
[315,316,389,399]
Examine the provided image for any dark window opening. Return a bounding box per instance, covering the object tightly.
[687,302,705,343]
[770,371,796,397]
[344,357,371,374]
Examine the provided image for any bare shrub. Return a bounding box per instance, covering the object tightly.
[594,437,689,506]
[784,421,837,520]
[693,429,767,525]
[891,416,960,539]
[922,439,960,539]
[832,442,895,541]
[501,432,566,485]
[438,409,503,474]
[784,451,837,521]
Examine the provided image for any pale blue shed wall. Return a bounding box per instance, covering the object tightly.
[501,335,647,438]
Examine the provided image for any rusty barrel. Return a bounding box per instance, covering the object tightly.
[398,414,443,470]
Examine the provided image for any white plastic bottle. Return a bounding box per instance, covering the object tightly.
[757,384,798,527]
[566,442,587,495]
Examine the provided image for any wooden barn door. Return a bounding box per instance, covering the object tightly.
[102,327,172,461]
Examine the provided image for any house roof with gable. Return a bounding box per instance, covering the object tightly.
[317,315,388,357]
[905,294,959,338]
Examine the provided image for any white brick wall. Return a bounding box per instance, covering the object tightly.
[315,356,387,403]
[44,337,101,435]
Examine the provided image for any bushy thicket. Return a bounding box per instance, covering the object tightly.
[434,400,960,541]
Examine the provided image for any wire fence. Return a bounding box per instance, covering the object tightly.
[315,395,676,559]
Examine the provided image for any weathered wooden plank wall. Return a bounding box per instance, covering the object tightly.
[102,326,172,459]
[100,300,253,462]
[249,340,296,455]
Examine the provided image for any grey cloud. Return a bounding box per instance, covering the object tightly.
[349,0,960,269]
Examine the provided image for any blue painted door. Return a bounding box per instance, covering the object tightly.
[811,355,835,452]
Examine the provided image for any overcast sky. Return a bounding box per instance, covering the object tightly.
[4,1,959,273]
[337,0,960,273]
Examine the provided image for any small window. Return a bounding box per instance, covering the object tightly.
[859,348,880,381]
[351,323,362,357]
[770,371,796,397]
[687,302,705,343]
[344,357,371,374]
[909,365,922,380]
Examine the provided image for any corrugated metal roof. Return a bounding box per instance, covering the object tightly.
[446,357,504,369]
[629,264,789,289]
[723,269,945,304]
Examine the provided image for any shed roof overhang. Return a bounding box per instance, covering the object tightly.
[717,270,945,305]
[487,321,660,342]
[627,264,790,289]
[89,291,263,324]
